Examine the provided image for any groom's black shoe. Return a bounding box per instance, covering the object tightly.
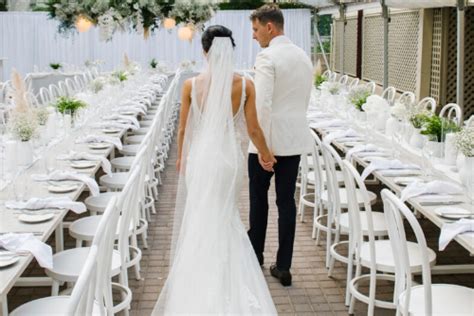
[270,264,292,287]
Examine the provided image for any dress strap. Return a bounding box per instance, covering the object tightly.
[239,77,246,113]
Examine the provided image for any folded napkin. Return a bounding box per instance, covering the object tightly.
[361,158,420,180]
[32,171,100,196]
[57,151,112,175]
[439,219,474,251]
[401,180,464,202]
[323,129,360,145]
[346,144,379,161]
[114,105,146,116]
[309,119,345,129]
[76,135,123,150]
[94,121,138,131]
[103,114,139,128]
[0,233,52,268]
[121,101,147,111]
[5,197,86,214]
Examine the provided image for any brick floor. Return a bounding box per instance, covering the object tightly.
[6,136,474,315]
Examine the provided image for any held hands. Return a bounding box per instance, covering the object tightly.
[258,152,277,172]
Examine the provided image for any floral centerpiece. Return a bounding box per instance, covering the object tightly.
[313,60,327,88]
[168,2,217,32]
[420,115,460,143]
[35,107,50,126]
[455,126,474,199]
[54,96,87,116]
[347,86,371,111]
[89,77,107,93]
[455,127,474,158]
[112,70,129,82]
[320,81,341,95]
[150,58,158,69]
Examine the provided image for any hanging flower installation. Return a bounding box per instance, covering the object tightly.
[46,0,217,42]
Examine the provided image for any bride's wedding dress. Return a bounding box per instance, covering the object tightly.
[152,38,277,315]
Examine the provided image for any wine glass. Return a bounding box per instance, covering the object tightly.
[421,134,438,180]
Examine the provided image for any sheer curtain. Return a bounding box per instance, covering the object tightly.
[0,9,311,80]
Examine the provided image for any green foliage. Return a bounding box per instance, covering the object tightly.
[218,1,312,10]
[409,113,431,129]
[348,87,371,112]
[0,0,6,12]
[317,15,331,36]
[315,40,331,54]
[49,63,62,70]
[54,97,87,115]
[150,58,158,69]
[420,115,461,142]
[113,70,128,82]
[314,74,327,88]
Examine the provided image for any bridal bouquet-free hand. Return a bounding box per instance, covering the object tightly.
[455,127,474,157]
[347,86,371,111]
[54,97,87,115]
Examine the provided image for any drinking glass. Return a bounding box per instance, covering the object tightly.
[421,134,438,179]
[13,173,29,202]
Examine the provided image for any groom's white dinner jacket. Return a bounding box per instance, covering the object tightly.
[248,35,313,156]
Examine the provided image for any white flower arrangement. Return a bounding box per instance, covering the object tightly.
[35,107,50,126]
[320,81,341,95]
[89,77,107,93]
[8,112,38,142]
[455,127,474,157]
[390,101,407,120]
[347,86,372,111]
[170,2,217,32]
[363,95,390,113]
[179,60,196,72]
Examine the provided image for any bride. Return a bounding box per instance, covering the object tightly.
[152,25,278,315]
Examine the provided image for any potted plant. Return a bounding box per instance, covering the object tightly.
[49,62,62,71]
[54,97,87,127]
[420,115,460,158]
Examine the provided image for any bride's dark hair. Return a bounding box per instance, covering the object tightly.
[201,25,236,53]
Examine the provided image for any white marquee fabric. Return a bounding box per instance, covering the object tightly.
[0,9,311,80]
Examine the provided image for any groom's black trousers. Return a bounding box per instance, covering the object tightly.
[248,153,301,271]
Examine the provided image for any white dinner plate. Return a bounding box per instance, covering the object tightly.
[380,169,422,177]
[70,161,96,169]
[0,255,19,268]
[18,213,55,223]
[393,177,423,186]
[435,206,473,220]
[102,128,121,134]
[48,184,79,193]
[120,111,135,116]
[88,143,109,150]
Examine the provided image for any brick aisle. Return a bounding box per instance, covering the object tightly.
[7,136,473,315]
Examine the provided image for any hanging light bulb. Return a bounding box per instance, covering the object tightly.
[75,15,93,33]
[178,25,194,41]
[163,18,176,30]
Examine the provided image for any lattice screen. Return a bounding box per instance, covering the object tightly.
[387,12,420,92]
[445,7,474,119]
[343,18,358,76]
[430,9,443,104]
[362,15,384,83]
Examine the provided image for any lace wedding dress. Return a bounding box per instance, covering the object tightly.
[152,38,277,315]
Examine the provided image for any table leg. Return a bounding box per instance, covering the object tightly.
[1,295,8,316]
[55,222,64,252]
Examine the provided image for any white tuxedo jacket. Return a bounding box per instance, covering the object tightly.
[248,35,313,156]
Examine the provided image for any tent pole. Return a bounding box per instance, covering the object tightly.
[381,0,389,90]
[457,0,465,121]
[339,4,346,75]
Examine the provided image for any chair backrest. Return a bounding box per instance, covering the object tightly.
[58,81,69,96]
[417,97,437,113]
[0,80,11,103]
[348,78,359,90]
[397,91,416,107]
[25,91,39,108]
[39,87,52,105]
[381,86,396,105]
[364,81,376,94]
[322,70,331,78]
[329,72,338,82]
[74,75,85,90]
[49,84,62,99]
[65,78,77,95]
[338,74,349,85]
[320,142,343,225]
[381,189,433,316]
[67,245,99,316]
[309,130,326,196]
[89,196,120,314]
[439,103,462,126]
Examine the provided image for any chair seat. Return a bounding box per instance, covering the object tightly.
[119,144,140,156]
[111,156,134,171]
[100,172,129,190]
[321,188,377,208]
[398,284,473,316]
[69,215,134,242]
[308,170,343,185]
[84,192,120,213]
[125,135,145,145]
[360,240,436,273]
[46,247,121,282]
[10,296,103,316]
[339,211,388,236]
[131,127,149,135]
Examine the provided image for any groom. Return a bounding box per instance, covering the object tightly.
[247,4,313,287]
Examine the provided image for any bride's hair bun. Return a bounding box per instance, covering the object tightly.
[202,25,236,53]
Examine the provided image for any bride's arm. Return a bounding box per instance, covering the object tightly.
[244,80,276,171]
[176,79,192,172]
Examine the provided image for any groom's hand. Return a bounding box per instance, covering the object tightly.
[259,153,277,172]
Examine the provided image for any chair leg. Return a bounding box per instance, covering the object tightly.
[52,280,60,296]
[75,239,82,248]
[349,263,362,314]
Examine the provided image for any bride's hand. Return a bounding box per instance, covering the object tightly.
[258,153,277,172]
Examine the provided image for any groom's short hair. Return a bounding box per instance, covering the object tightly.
[250,4,284,30]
